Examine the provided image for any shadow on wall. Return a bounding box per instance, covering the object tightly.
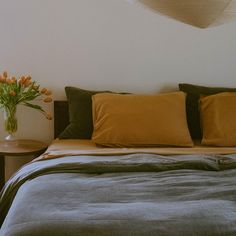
[128,0,236,28]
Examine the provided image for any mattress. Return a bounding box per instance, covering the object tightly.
[40,139,236,159]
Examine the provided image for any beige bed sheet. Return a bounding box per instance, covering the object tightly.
[37,139,236,160]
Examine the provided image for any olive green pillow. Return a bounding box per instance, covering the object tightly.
[179,83,236,140]
[59,87,110,139]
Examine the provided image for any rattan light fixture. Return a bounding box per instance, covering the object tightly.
[127,0,236,28]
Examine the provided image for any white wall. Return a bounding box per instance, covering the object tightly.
[0,0,236,144]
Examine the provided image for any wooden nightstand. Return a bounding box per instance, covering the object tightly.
[0,139,48,190]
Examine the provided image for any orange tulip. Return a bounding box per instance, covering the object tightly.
[0,76,6,83]
[0,75,5,83]
[9,91,16,96]
[45,90,52,96]
[26,75,32,81]
[24,78,32,87]
[3,71,8,78]
[19,76,26,85]
[43,97,52,103]
[45,113,52,120]
[6,79,13,85]
[11,77,17,83]
[41,88,47,94]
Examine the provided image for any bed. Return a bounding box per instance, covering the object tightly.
[1,87,236,236]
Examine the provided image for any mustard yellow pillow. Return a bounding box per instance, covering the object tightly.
[92,92,193,147]
[200,92,236,146]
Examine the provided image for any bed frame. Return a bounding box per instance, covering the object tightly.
[54,101,69,138]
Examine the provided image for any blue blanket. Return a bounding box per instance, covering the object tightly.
[1,154,236,236]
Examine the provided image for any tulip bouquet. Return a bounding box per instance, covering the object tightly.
[0,71,52,140]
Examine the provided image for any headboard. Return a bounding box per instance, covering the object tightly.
[54,101,69,138]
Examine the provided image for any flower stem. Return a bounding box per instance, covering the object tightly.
[4,106,17,134]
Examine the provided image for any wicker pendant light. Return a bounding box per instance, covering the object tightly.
[128,0,236,28]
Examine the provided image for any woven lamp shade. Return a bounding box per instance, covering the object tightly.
[129,0,236,28]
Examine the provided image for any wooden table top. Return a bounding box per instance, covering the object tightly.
[0,139,48,156]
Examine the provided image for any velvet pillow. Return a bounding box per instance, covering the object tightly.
[179,83,236,140]
[92,92,193,147]
[200,92,236,146]
[59,87,110,139]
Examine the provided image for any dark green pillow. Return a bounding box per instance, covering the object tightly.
[59,87,110,139]
[179,83,236,140]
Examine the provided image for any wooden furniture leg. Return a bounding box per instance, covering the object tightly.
[0,155,5,190]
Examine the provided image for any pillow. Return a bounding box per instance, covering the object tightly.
[179,83,236,140]
[92,92,193,147]
[200,92,236,146]
[59,87,110,139]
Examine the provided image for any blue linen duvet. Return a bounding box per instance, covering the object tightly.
[0,154,236,236]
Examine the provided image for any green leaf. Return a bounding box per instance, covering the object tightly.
[23,102,45,112]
